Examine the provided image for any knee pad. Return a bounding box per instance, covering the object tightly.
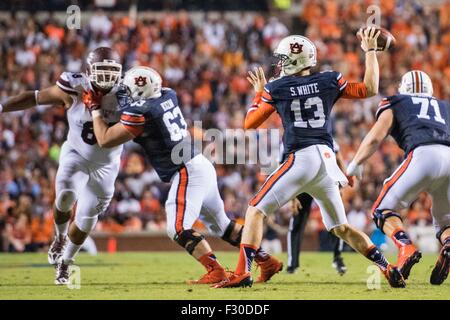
[174,229,205,254]
[221,220,242,247]
[55,189,77,212]
[436,225,450,244]
[373,209,402,233]
[75,215,98,233]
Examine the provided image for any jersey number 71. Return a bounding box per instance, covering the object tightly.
[413,97,446,124]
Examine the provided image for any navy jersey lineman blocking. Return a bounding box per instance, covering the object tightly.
[372,94,450,235]
[376,94,450,155]
[262,71,347,159]
[119,88,199,182]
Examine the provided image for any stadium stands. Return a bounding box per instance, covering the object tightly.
[1,0,447,252]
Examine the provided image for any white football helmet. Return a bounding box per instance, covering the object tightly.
[273,35,317,76]
[122,66,162,101]
[398,70,433,96]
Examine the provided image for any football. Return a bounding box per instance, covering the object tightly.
[357,27,396,51]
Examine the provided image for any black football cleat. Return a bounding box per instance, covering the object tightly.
[332,256,347,276]
[383,265,406,288]
[430,245,450,285]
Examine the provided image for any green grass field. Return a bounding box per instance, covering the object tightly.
[0,251,448,300]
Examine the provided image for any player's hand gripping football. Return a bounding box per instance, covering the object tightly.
[357,26,381,52]
[247,66,267,93]
[82,90,103,112]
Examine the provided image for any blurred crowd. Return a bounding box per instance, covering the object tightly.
[1,0,448,252]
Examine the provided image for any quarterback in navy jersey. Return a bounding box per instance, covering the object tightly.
[217,28,406,289]
[348,70,450,285]
[84,66,282,285]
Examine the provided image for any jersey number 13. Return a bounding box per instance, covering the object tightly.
[290,97,326,128]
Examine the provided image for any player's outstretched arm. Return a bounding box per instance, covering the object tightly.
[359,27,380,97]
[347,109,393,178]
[82,90,137,148]
[1,85,70,113]
[92,111,136,148]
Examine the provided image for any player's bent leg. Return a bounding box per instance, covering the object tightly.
[331,224,405,288]
[169,227,228,285]
[166,163,229,285]
[55,222,90,285]
[430,226,450,285]
[214,206,265,288]
[429,181,450,285]
[215,206,277,288]
[48,189,77,265]
[372,208,422,280]
[50,146,88,266]
[311,181,405,288]
[55,177,112,285]
[371,151,427,279]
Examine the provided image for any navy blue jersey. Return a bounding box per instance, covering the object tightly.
[376,94,450,155]
[263,71,347,158]
[119,88,199,182]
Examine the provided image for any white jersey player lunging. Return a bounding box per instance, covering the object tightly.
[0,47,123,285]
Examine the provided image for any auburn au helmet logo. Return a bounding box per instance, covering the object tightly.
[134,76,147,87]
[290,42,303,54]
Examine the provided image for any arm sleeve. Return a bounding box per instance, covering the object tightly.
[120,109,146,137]
[56,72,78,96]
[341,82,368,99]
[244,88,276,129]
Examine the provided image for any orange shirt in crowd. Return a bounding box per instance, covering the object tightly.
[31,211,54,243]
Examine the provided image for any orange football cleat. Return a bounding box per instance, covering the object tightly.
[397,244,422,279]
[383,264,406,288]
[255,256,283,283]
[213,272,253,288]
[186,267,229,285]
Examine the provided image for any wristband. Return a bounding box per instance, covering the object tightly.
[92,109,102,119]
[0,103,3,113]
[366,48,377,52]
[34,90,39,106]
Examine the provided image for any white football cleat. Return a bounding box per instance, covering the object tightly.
[48,234,67,265]
[54,258,73,285]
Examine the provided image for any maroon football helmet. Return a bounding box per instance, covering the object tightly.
[86,47,122,91]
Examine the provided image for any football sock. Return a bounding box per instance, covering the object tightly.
[62,239,81,264]
[198,252,223,272]
[254,247,270,263]
[55,221,68,236]
[236,244,257,275]
[365,245,389,271]
[391,228,412,248]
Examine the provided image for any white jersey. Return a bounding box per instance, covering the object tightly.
[56,72,123,164]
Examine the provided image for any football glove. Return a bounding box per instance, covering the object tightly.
[82,90,103,112]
